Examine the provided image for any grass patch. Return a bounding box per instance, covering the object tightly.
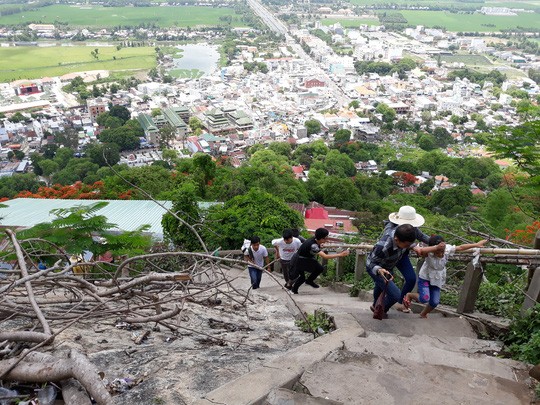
[348,0,540,11]
[0,46,156,82]
[319,10,540,31]
[440,53,494,66]
[321,17,380,27]
[168,68,204,79]
[0,5,243,28]
[398,10,540,32]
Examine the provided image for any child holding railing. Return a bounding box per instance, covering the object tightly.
[404,236,487,318]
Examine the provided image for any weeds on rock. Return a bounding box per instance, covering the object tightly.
[295,308,335,336]
[501,304,540,364]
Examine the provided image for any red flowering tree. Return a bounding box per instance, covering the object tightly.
[506,221,540,246]
[392,171,417,187]
[11,181,127,200]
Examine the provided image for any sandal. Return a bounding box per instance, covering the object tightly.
[402,296,411,309]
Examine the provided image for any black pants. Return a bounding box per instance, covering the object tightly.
[292,258,323,293]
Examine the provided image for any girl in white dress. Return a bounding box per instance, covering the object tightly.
[404,235,487,318]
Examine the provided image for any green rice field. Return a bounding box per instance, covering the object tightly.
[348,0,540,11]
[0,46,156,82]
[321,17,380,27]
[398,10,540,31]
[0,5,243,28]
[321,9,540,32]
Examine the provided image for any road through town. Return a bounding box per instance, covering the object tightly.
[246,0,352,107]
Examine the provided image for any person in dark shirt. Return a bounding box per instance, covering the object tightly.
[367,209,444,315]
[291,227,349,294]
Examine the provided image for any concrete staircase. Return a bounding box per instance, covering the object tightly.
[195,272,532,405]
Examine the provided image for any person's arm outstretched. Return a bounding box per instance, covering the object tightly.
[318,249,350,260]
[455,239,488,252]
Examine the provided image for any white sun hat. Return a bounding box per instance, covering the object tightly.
[388,205,425,227]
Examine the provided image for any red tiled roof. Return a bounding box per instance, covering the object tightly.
[305,207,328,219]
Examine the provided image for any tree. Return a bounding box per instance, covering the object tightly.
[51,159,100,185]
[433,127,453,148]
[85,142,121,167]
[375,103,396,123]
[304,119,322,135]
[418,178,434,196]
[429,186,473,216]
[42,144,58,159]
[387,160,418,174]
[188,116,202,131]
[158,123,176,149]
[18,201,152,259]
[268,142,292,158]
[201,188,304,250]
[161,183,202,251]
[334,129,351,147]
[324,149,356,177]
[54,147,75,169]
[417,133,436,151]
[486,121,540,178]
[395,119,410,132]
[109,105,131,124]
[321,176,362,210]
[39,160,60,186]
[55,128,80,150]
[99,126,141,151]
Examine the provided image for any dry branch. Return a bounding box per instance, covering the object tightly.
[1,349,112,405]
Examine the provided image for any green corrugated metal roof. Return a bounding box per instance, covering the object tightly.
[0,199,173,239]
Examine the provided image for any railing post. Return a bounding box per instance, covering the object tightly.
[523,268,540,311]
[335,256,345,279]
[321,257,328,275]
[457,261,483,314]
[527,230,540,288]
[522,230,540,312]
[354,250,365,281]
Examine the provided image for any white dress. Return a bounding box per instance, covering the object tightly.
[418,245,456,288]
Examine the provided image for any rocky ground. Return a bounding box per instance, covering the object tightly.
[43,288,312,404]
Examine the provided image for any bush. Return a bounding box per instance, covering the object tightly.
[502,304,540,364]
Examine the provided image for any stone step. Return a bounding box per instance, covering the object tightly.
[352,311,477,338]
[338,333,526,381]
[299,356,530,405]
[265,388,343,405]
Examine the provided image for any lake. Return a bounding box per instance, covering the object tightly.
[171,44,220,77]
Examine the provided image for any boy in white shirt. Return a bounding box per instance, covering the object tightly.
[272,229,302,289]
[244,236,270,290]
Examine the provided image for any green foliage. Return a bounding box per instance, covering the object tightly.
[0,173,42,199]
[18,202,151,259]
[201,188,303,250]
[348,273,375,297]
[502,304,540,364]
[354,57,416,79]
[429,186,473,216]
[85,142,121,167]
[475,279,525,318]
[304,119,322,135]
[486,121,540,178]
[161,183,203,251]
[375,103,396,123]
[98,121,143,152]
[447,68,506,86]
[295,308,335,335]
